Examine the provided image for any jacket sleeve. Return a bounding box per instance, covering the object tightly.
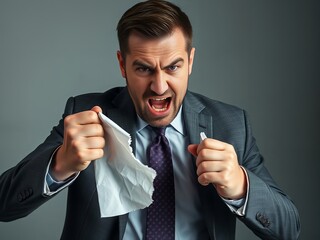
[239,110,300,240]
[0,97,75,222]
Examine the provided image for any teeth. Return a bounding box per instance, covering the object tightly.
[150,97,169,112]
[152,105,167,112]
[152,98,167,101]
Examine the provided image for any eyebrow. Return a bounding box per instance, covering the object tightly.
[132,58,184,70]
[164,58,184,69]
[132,60,153,69]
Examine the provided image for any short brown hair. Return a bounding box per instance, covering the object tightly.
[117,0,193,58]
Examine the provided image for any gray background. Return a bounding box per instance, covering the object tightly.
[0,0,319,239]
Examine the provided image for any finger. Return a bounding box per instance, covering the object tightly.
[197,172,221,186]
[80,124,104,137]
[91,106,103,113]
[83,136,105,149]
[196,160,224,176]
[195,149,226,166]
[65,110,101,126]
[187,144,198,157]
[84,148,104,161]
[65,123,104,141]
[197,138,226,154]
[75,147,104,162]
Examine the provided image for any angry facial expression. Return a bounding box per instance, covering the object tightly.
[117,28,195,127]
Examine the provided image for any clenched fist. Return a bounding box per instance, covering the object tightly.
[51,106,105,181]
[188,138,247,200]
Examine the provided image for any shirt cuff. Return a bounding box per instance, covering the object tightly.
[221,166,249,216]
[43,146,79,196]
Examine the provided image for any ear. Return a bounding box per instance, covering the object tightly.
[188,47,195,75]
[117,51,126,78]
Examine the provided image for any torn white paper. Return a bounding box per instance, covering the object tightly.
[94,112,156,218]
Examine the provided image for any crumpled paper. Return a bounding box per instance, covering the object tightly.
[94,112,156,218]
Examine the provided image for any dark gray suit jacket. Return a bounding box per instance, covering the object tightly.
[0,87,300,239]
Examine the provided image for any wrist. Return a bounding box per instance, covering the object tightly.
[217,167,247,200]
[51,147,77,181]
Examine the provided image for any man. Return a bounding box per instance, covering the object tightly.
[0,0,300,239]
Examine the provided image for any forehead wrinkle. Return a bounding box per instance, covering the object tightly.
[129,49,186,69]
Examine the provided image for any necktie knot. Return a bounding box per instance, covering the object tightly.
[151,126,166,136]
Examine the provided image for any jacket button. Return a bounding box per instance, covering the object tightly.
[24,188,33,198]
[17,193,23,202]
[17,188,33,202]
[256,212,270,228]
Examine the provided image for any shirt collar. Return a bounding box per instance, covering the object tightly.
[136,106,185,135]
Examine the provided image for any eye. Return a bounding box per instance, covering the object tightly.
[136,67,149,72]
[167,65,179,72]
[136,67,153,75]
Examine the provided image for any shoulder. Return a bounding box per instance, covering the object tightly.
[186,91,245,116]
[72,86,125,104]
[185,91,249,138]
[64,87,127,113]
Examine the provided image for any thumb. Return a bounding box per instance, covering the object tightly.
[188,144,198,157]
[91,106,103,114]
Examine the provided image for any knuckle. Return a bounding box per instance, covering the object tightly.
[76,150,86,161]
[70,139,81,150]
[200,161,209,171]
[201,172,209,181]
[198,149,207,159]
[229,152,236,162]
[202,139,210,148]
[66,127,77,138]
[87,111,98,121]
[64,115,74,126]
[198,173,210,185]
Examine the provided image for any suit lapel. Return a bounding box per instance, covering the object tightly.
[183,91,213,145]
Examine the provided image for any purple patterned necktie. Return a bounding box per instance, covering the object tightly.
[146,127,175,240]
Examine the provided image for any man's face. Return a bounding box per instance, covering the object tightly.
[117,28,195,127]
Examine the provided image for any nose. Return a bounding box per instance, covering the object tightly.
[150,71,169,95]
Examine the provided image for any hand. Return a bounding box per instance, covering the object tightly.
[52,106,105,181]
[188,138,247,200]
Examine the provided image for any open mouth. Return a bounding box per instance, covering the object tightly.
[148,97,171,112]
